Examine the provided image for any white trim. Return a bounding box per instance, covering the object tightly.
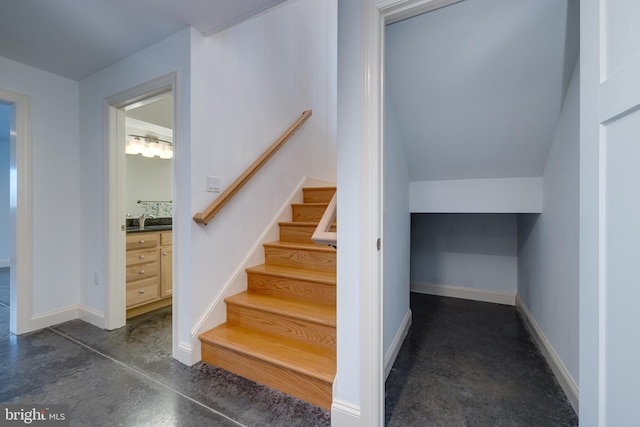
[359,1,384,424]
[29,305,79,331]
[331,399,361,427]
[0,89,32,335]
[384,309,412,379]
[516,295,579,412]
[174,342,195,366]
[0,259,9,268]
[27,305,104,332]
[411,281,516,306]
[78,305,105,329]
[189,177,321,357]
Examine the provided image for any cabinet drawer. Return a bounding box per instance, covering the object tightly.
[126,278,158,307]
[126,233,158,251]
[126,260,159,282]
[160,231,172,246]
[126,249,158,266]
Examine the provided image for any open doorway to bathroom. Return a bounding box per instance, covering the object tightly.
[123,91,174,322]
[104,74,177,363]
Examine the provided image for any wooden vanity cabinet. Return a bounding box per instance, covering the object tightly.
[160,231,172,297]
[125,230,172,317]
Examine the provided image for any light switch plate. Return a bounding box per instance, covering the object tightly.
[207,176,220,193]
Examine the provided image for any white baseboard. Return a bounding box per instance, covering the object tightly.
[0,259,9,268]
[29,305,79,331]
[516,295,579,412]
[78,305,105,329]
[411,281,516,306]
[331,399,360,427]
[384,309,412,379]
[174,341,197,366]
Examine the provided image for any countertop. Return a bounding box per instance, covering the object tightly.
[126,225,172,234]
[126,217,172,234]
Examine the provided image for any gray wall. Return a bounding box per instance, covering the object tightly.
[517,60,580,385]
[0,104,8,265]
[411,213,518,293]
[383,83,411,360]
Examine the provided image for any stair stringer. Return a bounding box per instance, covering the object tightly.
[189,176,336,360]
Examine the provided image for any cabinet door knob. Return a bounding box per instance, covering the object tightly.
[139,289,145,294]
[139,270,145,275]
[163,252,168,256]
[139,255,145,259]
[139,240,145,244]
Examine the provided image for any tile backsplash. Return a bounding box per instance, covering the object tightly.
[128,201,173,218]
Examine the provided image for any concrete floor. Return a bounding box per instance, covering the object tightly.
[0,268,329,427]
[1,269,578,426]
[385,292,578,426]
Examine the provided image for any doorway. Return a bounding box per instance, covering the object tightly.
[0,103,9,331]
[123,91,174,321]
[0,89,31,336]
[104,74,177,346]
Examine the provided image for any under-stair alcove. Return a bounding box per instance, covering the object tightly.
[382,0,580,415]
[411,212,521,305]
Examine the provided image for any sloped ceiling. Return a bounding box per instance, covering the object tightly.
[0,0,286,81]
[385,0,579,182]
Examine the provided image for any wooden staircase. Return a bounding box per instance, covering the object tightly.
[199,186,336,409]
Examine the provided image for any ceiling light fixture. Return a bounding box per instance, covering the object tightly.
[126,135,173,159]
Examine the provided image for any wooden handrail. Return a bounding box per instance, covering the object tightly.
[312,192,337,248]
[193,110,312,225]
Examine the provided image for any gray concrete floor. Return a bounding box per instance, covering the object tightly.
[385,292,579,426]
[1,269,578,426]
[0,268,329,426]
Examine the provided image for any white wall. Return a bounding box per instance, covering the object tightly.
[188,0,337,357]
[334,0,362,415]
[78,29,191,324]
[0,104,9,266]
[383,79,411,369]
[517,60,579,387]
[411,213,518,294]
[125,155,173,216]
[410,177,542,213]
[0,56,81,318]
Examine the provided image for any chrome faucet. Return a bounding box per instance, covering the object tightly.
[138,212,154,230]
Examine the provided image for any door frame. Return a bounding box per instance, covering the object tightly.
[104,74,176,331]
[358,0,463,424]
[0,88,32,335]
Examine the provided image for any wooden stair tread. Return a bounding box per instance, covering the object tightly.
[264,241,336,253]
[225,292,335,326]
[246,263,336,284]
[199,324,336,381]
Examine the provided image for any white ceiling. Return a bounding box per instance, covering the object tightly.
[385,0,579,182]
[0,0,286,81]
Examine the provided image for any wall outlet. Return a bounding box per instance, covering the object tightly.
[207,176,220,193]
[94,271,101,286]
